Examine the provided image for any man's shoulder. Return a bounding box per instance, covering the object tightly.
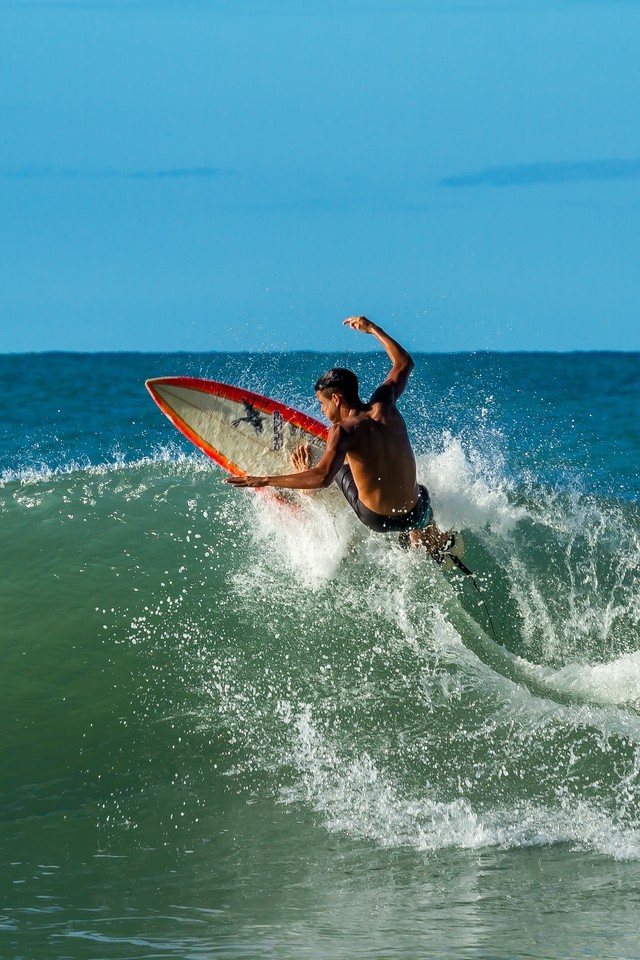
[342,407,390,439]
[343,408,377,429]
[369,380,398,408]
[327,415,367,447]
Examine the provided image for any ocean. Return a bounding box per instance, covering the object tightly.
[2,350,640,959]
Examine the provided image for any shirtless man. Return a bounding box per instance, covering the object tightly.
[225,316,453,559]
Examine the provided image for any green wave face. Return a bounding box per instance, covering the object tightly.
[4,457,640,864]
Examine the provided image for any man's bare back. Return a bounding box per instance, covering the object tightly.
[335,402,419,515]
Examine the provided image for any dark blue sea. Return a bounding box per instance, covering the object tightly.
[2,351,640,959]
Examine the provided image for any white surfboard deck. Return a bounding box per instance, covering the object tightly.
[145,376,344,508]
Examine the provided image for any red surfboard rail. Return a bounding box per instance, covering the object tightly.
[146,376,329,476]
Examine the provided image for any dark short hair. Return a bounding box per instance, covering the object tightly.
[314,367,360,405]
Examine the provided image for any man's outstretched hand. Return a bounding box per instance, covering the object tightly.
[224,475,269,488]
[343,315,376,334]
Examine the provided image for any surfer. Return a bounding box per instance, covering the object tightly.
[225,316,455,560]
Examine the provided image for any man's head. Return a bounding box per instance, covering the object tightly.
[314,367,360,423]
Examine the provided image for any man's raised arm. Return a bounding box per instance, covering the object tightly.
[343,316,414,399]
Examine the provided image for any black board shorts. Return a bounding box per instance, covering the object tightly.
[334,465,433,533]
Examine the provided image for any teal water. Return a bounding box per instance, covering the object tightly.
[2,352,640,959]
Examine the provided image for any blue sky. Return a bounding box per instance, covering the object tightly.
[1,0,639,353]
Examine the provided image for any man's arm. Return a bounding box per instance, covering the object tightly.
[343,316,414,400]
[225,425,348,489]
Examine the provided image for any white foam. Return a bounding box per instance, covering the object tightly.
[279,704,640,861]
[418,435,526,535]
[516,650,640,710]
[498,485,640,673]
[0,445,208,488]
[246,490,356,590]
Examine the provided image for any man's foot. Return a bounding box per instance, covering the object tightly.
[403,524,464,568]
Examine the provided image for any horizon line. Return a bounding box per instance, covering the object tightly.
[2,347,639,358]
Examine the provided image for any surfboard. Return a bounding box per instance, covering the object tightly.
[145,377,340,502]
[146,375,467,564]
